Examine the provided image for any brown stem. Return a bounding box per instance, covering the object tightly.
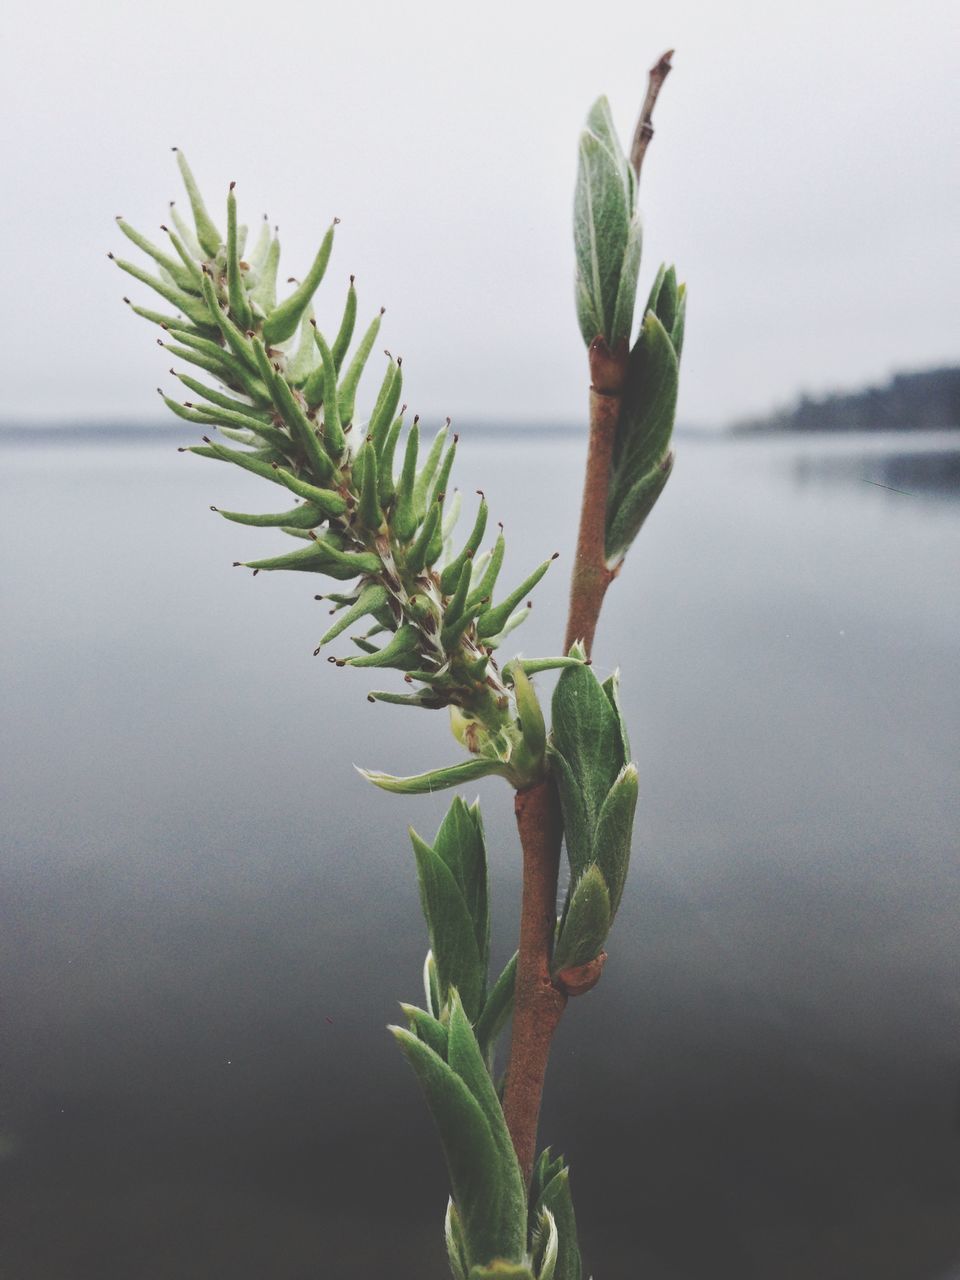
[563,339,629,656]
[629,50,674,181]
[502,779,566,1184]
[503,58,674,1182]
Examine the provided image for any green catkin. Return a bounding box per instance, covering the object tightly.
[125,299,208,333]
[173,149,222,257]
[286,312,319,387]
[216,502,327,530]
[357,443,383,531]
[442,560,473,637]
[262,221,336,344]
[377,413,405,508]
[440,498,488,594]
[226,184,253,330]
[368,362,402,453]
[250,233,280,314]
[428,436,458,508]
[330,277,358,371]
[392,421,420,541]
[254,340,335,485]
[161,225,206,290]
[406,500,442,575]
[347,624,420,669]
[199,269,259,373]
[168,200,202,258]
[272,467,348,515]
[189,439,295,488]
[171,371,274,423]
[476,559,554,639]
[413,426,448,517]
[312,330,345,457]
[318,584,389,647]
[115,218,198,293]
[248,216,271,272]
[337,310,383,426]
[466,531,505,611]
[111,255,211,328]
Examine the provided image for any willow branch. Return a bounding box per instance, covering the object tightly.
[502,779,567,1183]
[503,59,675,1183]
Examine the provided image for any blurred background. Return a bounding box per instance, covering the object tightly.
[2,2,959,1277]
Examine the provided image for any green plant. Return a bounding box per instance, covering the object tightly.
[115,51,682,1278]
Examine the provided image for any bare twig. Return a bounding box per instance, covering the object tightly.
[629,50,674,181]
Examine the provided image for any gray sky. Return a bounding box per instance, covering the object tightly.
[2,0,956,428]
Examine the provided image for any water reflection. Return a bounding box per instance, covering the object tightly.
[2,430,959,1279]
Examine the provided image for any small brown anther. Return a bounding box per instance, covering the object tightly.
[379,306,385,316]
[252,569,260,576]
[201,435,211,444]
[229,180,236,191]
[327,656,337,664]
[350,274,355,284]
[232,561,241,567]
[551,552,560,560]
[367,694,375,703]
[210,505,218,512]
[123,296,131,304]
[313,645,322,656]
[107,252,115,260]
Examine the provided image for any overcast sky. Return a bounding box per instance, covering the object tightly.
[2,0,956,428]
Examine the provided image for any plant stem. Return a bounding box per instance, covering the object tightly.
[502,54,675,1182]
[502,778,567,1184]
[563,339,629,656]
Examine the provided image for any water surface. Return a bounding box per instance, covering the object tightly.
[2,429,959,1279]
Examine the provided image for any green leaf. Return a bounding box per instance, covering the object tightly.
[552,865,610,973]
[446,1199,469,1280]
[433,798,489,970]
[475,951,517,1058]
[535,1166,581,1280]
[410,834,485,1021]
[573,98,636,347]
[592,763,638,917]
[359,756,508,795]
[600,669,631,763]
[399,1002,449,1061]
[532,1208,558,1280]
[447,993,526,1256]
[390,1027,524,1269]
[604,452,674,567]
[609,213,642,351]
[548,747,591,881]
[606,309,678,563]
[551,663,624,841]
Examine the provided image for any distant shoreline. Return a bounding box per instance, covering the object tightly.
[732,365,960,434]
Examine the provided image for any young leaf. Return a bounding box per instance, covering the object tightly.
[591,763,638,917]
[552,865,611,973]
[410,834,485,1021]
[390,1028,525,1269]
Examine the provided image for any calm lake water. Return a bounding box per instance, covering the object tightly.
[2,428,959,1279]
